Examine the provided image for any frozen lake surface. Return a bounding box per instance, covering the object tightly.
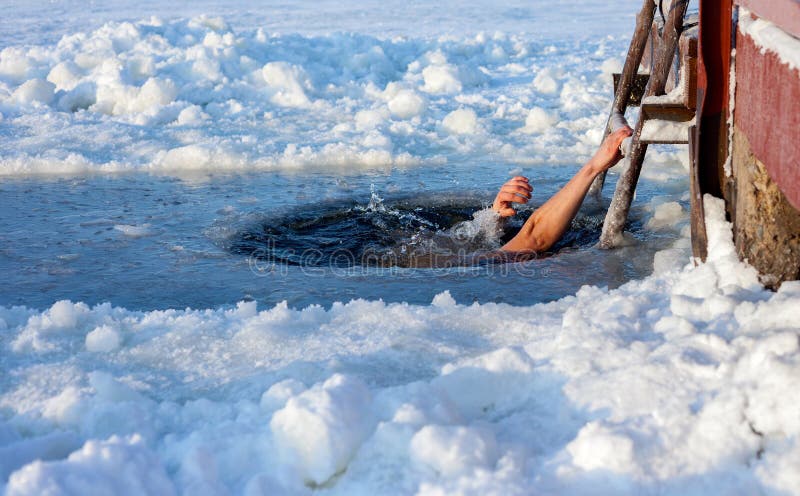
[2,1,799,495]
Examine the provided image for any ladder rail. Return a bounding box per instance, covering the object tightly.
[599,0,691,249]
[588,0,657,197]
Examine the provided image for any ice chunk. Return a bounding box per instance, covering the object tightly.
[11,79,55,105]
[442,108,478,135]
[567,422,635,474]
[85,324,122,352]
[520,106,557,134]
[5,435,176,496]
[47,61,83,90]
[114,223,153,237]
[533,70,559,94]
[421,64,462,94]
[410,425,498,477]
[646,201,684,230]
[355,109,384,131]
[270,374,373,485]
[0,47,36,84]
[387,89,425,119]
[600,57,623,79]
[260,379,307,412]
[42,387,86,427]
[57,81,96,112]
[433,347,537,418]
[175,105,208,126]
[262,61,312,107]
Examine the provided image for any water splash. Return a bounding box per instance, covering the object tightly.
[228,188,606,268]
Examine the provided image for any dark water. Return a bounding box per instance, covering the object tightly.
[228,190,618,269]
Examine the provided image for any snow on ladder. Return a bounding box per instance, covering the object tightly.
[593,0,697,248]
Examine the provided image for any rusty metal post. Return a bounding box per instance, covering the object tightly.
[599,0,690,248]
[588,0,657,198]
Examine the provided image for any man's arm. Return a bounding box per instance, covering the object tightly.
[495,127,632,252]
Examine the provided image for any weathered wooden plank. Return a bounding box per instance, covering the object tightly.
[679,33,698,109]
[640,102,696,121]
[599,0,690,248]
[588,0,657,197]
[688,125,708,262]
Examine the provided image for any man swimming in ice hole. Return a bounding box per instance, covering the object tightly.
[490,125,633,252]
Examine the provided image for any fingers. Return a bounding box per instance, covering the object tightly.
[507,177,531,188]
[500,184,532,198]
[496,191,529,204]
[492,176,531,217]
[610,126,633,145]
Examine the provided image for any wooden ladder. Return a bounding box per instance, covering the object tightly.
[591,0,696,248]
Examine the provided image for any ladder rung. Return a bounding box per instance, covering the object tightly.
[640,101,695,121]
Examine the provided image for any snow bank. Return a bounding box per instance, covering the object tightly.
[270,374,374,485]
[0,15,637,176]
[6,435,175,496]
[2,195,799,495]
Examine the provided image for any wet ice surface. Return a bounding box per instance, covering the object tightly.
[0,163,679,310]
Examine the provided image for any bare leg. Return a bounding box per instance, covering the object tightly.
[500,127,632,252]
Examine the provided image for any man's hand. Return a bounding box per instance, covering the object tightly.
[491,176,532,217]
[588,126,633,174]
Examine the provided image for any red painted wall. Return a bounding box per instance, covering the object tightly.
[734,16,800,210]
[736,0,800,39]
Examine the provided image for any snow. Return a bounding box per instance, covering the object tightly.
[724,47,737,177]
[739,7,800,73]
[640,117,694,143]
[442,108,479,135]
[387,87,426,119]
[6,435,175,496]
[0,2,641,177]
[2,196,800,495]
[85,325,122,353]
[2,1,799,494]
[520,106,557,134]
[641,84,685,105]
[646,201,684,230]
[533,69,560,94]
[270,374,374,486]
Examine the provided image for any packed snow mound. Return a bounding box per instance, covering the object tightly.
[442,108,479,135]
[270,374,374,485]
[5,435,175,496]
[2,196,799,495]
[0,16,631,176]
